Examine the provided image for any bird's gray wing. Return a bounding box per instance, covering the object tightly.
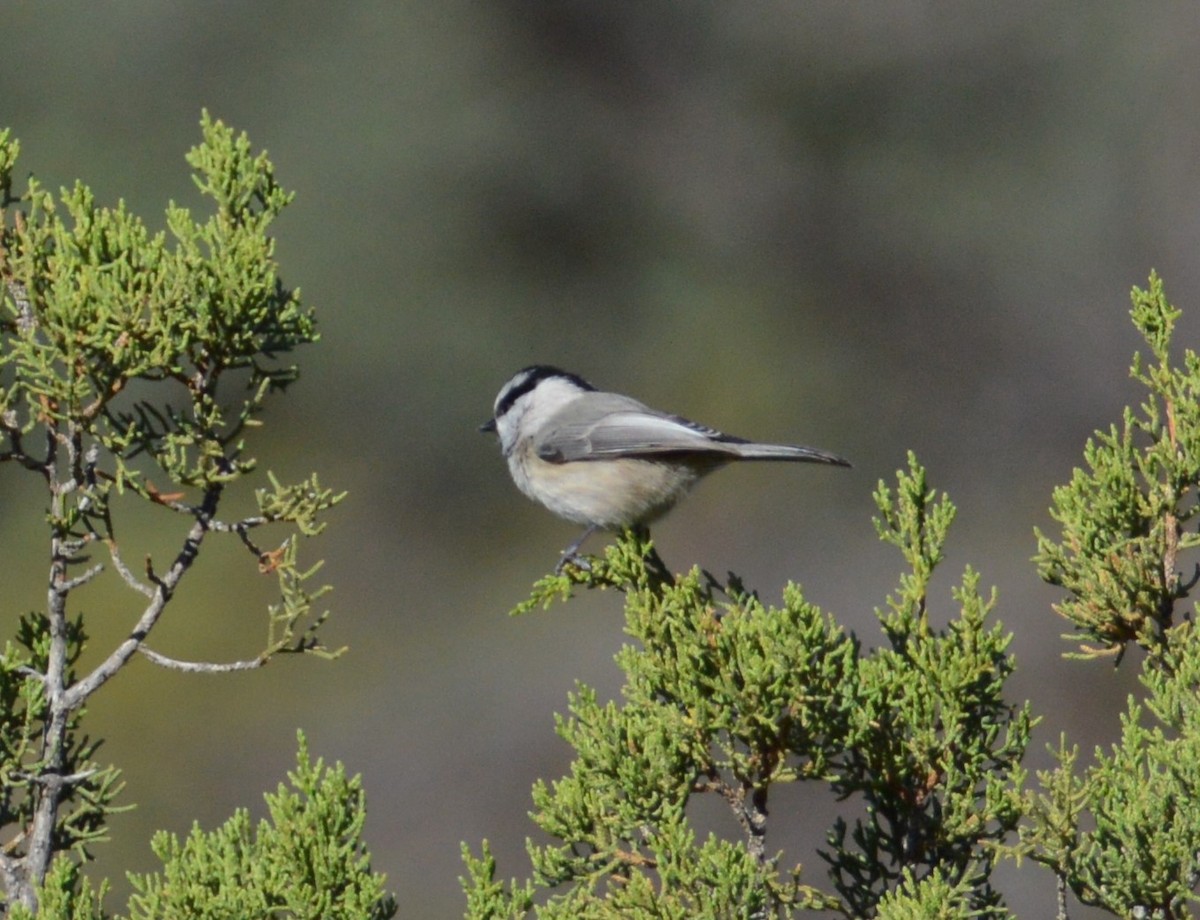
[534,395,741,463]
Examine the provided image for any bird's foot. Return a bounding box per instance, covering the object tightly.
[555,551,592,575]
[555,525,599,575]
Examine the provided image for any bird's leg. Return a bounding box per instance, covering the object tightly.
[556,525,598,574]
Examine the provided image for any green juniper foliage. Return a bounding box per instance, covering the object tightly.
[872,867,986,920]
[1020,274,1200,918]
[462,273,1200,917]
[122,733,396,920]
[1035,272,1200,661]
[10,734,396,920]
[464,454,1030,918]
[0,614,127,888]
[825,456,1030,918]
[0,116,348,913]
[1017,627,1200,918]
[7,857,110,920]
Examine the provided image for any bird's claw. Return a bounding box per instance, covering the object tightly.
[555,552,592,575]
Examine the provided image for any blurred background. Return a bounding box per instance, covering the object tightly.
[4,3,1200,916]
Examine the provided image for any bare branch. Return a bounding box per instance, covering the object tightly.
[0,446,48,474]
[0,828,26,857]
[138,645,265,673]
[9,277,34,334]
[131,484,271,529]
[100,474,277,555]
[693,768,768,866]
[0,412,49,476]
[0,851,21,906]
[58,562,104,592]
[127,486,284,568]
[63,502,215,711]
[1057,870,1069,920]
[105,539,155,598]
[15,767,98,787]
[23,426,71,906]
[219,515,271,533]
[144,554,164,590]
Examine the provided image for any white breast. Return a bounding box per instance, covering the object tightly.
[507,441,710,529]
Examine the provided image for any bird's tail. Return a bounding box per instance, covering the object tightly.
[731,442,851,467]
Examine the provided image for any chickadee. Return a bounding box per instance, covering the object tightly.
[481,365,850,571]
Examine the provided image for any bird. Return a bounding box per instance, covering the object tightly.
[481,365,850,572]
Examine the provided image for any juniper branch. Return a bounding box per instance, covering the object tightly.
[137,647,266,673]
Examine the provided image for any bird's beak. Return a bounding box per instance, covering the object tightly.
[479,418,497,434]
